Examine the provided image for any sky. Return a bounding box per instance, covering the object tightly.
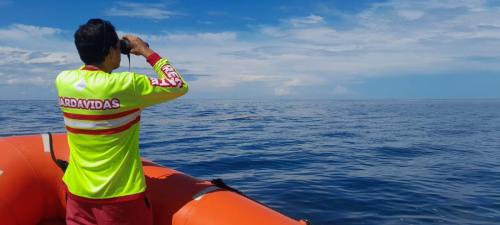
[0,0,500,100]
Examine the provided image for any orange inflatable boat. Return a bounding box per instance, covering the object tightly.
[0,133,310,225]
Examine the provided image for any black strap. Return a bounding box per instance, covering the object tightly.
[210,178,312,224]
[192,186,221,200]
[47,132,68,172]
[210,178,271,208]
[127,53,131,71]
[211,179,243,195]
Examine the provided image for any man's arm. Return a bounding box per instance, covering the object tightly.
[124,35,189,108]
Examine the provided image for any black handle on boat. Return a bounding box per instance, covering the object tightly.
[210,179,312,224]
[47,132,69,172]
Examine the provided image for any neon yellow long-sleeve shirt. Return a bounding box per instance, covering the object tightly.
[55,53,188,199]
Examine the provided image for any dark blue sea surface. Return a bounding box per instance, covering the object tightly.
[1,99,500,225]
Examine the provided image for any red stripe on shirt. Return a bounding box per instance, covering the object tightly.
[63,108,140,120]
[66,116,140,135]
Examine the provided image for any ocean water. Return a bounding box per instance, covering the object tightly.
[1,99,500,225]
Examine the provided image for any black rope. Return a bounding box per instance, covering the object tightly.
[128,53,131,71]
[47,132,68,172]
[210,178,312,224]
[211,178,275,210]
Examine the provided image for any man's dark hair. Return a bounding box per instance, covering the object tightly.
[74,19,119,65]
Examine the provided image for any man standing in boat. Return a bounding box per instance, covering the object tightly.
[55,19,188,225]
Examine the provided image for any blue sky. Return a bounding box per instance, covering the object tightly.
[0,0,499,99]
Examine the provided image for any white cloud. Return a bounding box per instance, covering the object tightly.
[274,78,303,96]
[259,27,285,37]
[397,10,425,20]
[0,24,61,40]
[0,22,137,93]
[0,46,79,88]
[117,31,237,45]
[6,76,45,85]
[288,14,325,26]
[332,85,351,96]
[106,2,178,20]
[0,46,73,65]
[161,32,237,42]
[133,0,500,97]
[2,0,500,99]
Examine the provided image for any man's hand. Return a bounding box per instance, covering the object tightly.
[122,35,154,58]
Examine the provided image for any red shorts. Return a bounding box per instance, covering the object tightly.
[65,194,153,225]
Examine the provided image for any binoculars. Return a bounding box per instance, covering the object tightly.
[119,39,149,55]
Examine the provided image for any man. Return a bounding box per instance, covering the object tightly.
[55,18,188,225]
